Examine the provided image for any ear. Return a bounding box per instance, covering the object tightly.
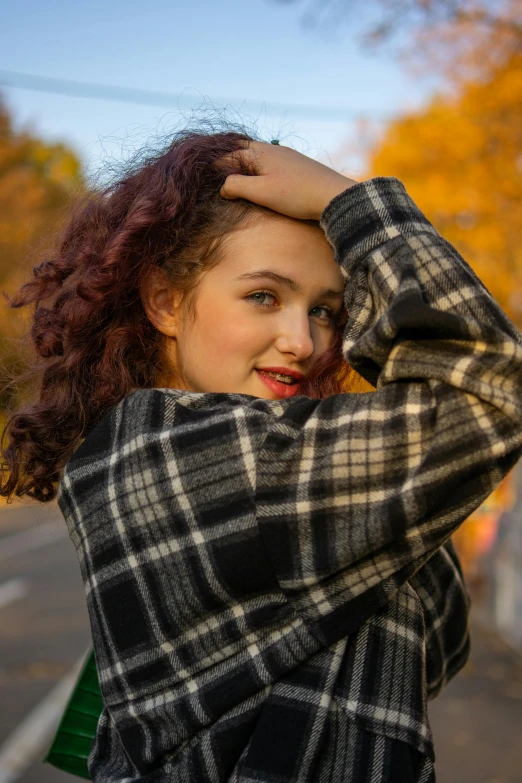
[140,267,183,338]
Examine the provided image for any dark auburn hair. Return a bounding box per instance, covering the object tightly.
[0,118,368,504]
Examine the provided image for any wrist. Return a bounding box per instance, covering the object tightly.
[315,175,359,220]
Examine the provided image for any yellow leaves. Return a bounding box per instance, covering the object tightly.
[358,42,522,554]
[47,148,82,187]
[0,103,83,282]
[401,0,522,86]
[0,101,84,408]
[364,52,522,326]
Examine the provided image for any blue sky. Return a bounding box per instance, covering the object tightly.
[1,0,439,180]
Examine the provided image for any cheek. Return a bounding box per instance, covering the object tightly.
[193,299,261,359]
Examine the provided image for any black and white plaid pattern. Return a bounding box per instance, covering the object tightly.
[58,177,522,782]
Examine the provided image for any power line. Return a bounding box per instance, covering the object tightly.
[0,69,391,124]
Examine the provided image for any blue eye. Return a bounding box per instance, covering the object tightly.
[246,290,335,322]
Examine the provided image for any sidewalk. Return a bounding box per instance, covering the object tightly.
[428,615,522,783]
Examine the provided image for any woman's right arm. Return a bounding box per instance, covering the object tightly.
[253,176,522,647]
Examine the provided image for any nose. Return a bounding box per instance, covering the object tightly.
[274,309,315,361]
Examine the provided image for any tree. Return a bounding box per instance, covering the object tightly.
[360,51,522,325]
[0,100,83,286]
[271,0,522,83]
[0,98,83,408]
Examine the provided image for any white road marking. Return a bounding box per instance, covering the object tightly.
[0,522,68,564]
[0,651,89,783]
[0,580,29,611]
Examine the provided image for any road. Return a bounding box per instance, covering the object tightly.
[0,502,91,783]
[0,503,520,782]
[428,621,522,783]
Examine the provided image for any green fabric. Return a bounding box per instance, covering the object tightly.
[44,648,102,780]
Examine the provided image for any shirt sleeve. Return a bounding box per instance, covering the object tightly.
[254,176,522,647]
[408,541,470,700]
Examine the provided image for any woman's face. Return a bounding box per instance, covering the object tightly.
[145,215,345,400]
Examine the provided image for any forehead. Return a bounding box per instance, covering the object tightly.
[213,215,343,287]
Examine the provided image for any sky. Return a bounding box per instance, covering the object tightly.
[1,0,440,181]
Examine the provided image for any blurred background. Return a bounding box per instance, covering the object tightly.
[0,1,521,781]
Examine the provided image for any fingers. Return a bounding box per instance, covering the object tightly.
[215,139,266,172]
[217,140,276,203]
[219,175,238,199]
[220,174,258,201]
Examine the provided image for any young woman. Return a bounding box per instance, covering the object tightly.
[2,127,522,783]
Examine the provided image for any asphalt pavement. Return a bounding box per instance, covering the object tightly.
[0,503,520,783]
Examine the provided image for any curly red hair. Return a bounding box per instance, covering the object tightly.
[0,123,367,503]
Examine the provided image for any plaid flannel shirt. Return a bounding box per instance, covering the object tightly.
[58,177,522,783]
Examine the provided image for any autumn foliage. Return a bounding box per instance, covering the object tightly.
[0,101,83,408]
[363,51,522,327]
[354,36,522,574]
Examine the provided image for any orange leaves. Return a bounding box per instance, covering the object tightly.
[0,101,83,290]
[0,100,84,407]
[364,52,522,326]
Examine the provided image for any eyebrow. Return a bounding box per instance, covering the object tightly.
[233,269,344,299]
